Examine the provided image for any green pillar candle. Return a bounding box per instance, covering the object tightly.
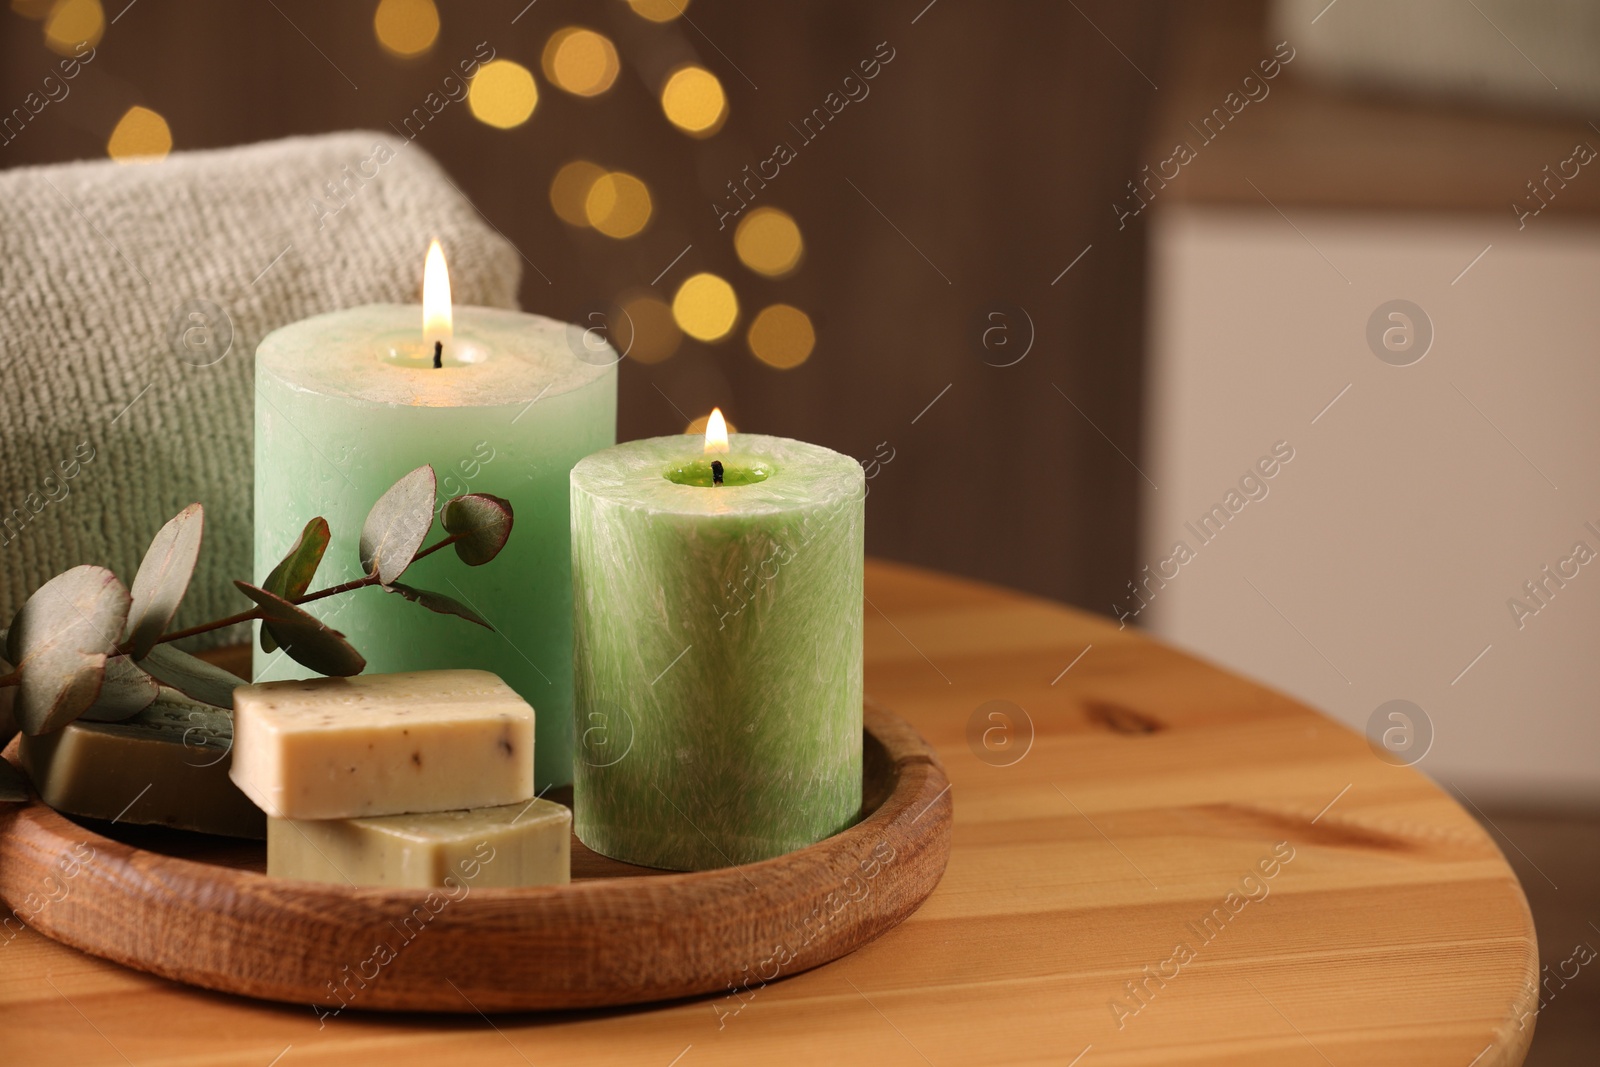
[254,301,616,789]
[570,423,864,870]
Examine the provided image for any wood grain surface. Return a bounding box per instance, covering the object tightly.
[0,702,950,1012]
[0,560,1537,1066]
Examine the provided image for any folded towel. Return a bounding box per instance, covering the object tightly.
[0,131,522,647]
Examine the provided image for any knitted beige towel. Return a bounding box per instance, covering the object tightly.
[0,131,521,646]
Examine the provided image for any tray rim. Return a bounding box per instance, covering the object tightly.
[0,698,951,1013]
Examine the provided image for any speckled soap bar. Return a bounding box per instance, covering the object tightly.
[19,691,264,839]
[267,798,570,888]
[230,669,533,820]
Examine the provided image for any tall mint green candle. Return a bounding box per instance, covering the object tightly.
[570,422,864,870]
[254,301,616,789]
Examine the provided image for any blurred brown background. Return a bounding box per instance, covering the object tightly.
[0,0,1166,619]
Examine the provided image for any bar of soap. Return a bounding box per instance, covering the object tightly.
[267,798,571,888]
[18,691,265,839]
[230,669,534,820]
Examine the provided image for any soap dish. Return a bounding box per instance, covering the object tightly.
[0,700,951,1012]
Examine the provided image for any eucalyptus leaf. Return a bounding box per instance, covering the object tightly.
[442,493,514,566]
[0,640,16,752]
[78,655,160,722]
[387,583,493,630]
[126,503,204,660]
[234,581,366,677]
[141,643,244,709]
[6,566,129,735]
[0,758,26,804]
[360,465,436,586]
[261,516,331,653]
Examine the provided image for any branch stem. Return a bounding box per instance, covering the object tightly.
[411,531,462,563]
[150,608,263,646]
[295,574,378,605]
[108,534,463,658]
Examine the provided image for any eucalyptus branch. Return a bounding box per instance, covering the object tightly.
[0,466,513,743]
[88,530,474,660]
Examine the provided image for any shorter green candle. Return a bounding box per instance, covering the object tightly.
[570,419,864,870]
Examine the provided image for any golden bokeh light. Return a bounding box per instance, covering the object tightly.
[373,0,439,58]
[618,292,682,364]
[549,160,606,227]
[584,171,652,239]
[11,0,56,19]
[672,272,739,342]
[542,27,619,97]
[43,0,102,55]
[626,0,689,22]
[684,411,736,436]
[747,304,815,369]
[107,106,172,163]
[734,207,804,278]
[468,60,538,129]
[659,65,727,137]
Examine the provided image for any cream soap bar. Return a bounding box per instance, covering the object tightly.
[267,799,571,888]
[19,691,265,839]
[231,669,534,820]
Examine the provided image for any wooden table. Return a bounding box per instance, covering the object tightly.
[0,560,1537,1066]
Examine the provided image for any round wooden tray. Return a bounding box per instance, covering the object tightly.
[0,701,950,1013]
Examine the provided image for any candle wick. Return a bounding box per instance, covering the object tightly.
[432,340,443,369]
[711,460,724,486]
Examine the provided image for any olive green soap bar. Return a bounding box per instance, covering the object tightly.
[19,691,265,839]
[267,799,571,888]
[231,669,534,820]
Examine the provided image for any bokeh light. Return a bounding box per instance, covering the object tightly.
[626,0,689,22]
[747,304,815,369]
[660,65,727,137]
[541,27,619,97]
[43,0,102,55]
[684,411,735,436]
[584,171,652,239]
[11,0,56,19]
[618,292,682,364]
[373,0,439,58]
[107,106,172,163]
[550,160,606,227]
[672,273,739,342]
[469,60,538,129]
[734,207,804,277]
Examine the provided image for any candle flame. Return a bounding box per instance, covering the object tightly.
[423,239,453,351]
[704,407,729,454]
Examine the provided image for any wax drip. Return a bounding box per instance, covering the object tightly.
[711,460,724,486]
[432,340,443,369]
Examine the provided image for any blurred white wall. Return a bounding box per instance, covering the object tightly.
[1271,0,1600,116]
[1143,205,1600,807]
